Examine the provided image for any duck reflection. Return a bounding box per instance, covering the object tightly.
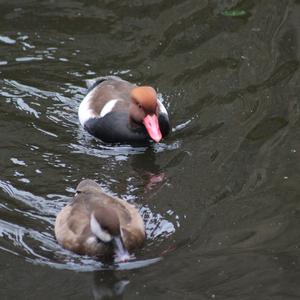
[130,148,167,195]
[92,271,130,300]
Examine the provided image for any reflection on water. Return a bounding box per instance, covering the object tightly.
[1,0,300,299]
[92,272,130,300]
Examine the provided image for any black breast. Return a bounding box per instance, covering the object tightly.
[84,112,150,144]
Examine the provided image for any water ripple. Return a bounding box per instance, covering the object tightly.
[0,178,176,271]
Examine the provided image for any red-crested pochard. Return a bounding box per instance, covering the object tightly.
[78,76,170,144]
[55,179,145,262]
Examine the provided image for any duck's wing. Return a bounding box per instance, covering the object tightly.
[88,191,132,223]
[120,205,145,250]
[55,200,91,254]
[79,77,135,127]
[85,76,135,104]
[89,191,145,249]
[108,196,145,249]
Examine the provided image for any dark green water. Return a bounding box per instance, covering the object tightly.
[1,0,300,299]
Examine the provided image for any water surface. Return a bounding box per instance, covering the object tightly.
[1,0,300,299]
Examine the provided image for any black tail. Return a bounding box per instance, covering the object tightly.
[85,76,123,93]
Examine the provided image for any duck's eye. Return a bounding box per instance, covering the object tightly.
[138,103,142,109]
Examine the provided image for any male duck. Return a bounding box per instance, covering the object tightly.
[78,76,170,144]
[55,179,145,262]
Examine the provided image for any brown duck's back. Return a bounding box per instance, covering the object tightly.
[87,79,136,116]
[55,185,145,256]
[86,190,145,249]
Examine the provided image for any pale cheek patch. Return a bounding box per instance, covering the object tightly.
[90,213,112,243]
[100,99,119,118]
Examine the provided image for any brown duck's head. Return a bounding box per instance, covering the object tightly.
[90,207,131,263]
[75,179,102,194]
[129,86,162,143]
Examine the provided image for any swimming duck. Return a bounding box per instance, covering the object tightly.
[55,179,145,262]
[78,76,170,144]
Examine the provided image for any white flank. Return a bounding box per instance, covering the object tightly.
[90,213,112,242]
[157,99,168,116]
[78,89,98,126]
[100,99,119,117]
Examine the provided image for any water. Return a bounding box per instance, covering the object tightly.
[1,0,300,299]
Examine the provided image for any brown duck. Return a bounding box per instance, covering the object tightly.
[55,179,145,262]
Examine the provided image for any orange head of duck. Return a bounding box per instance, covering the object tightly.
[130,86,162,143]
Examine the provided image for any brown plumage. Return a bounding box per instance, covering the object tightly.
[55,179,145,261]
